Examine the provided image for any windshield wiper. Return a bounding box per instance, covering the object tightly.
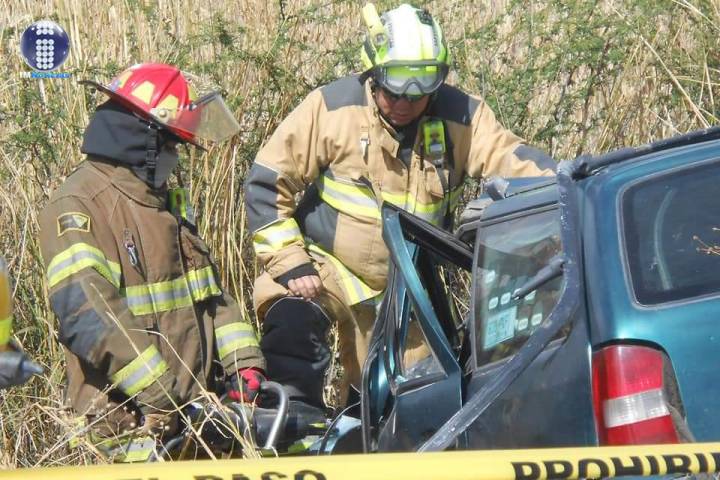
[513,255,564,300]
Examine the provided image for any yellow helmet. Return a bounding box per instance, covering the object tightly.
[360,3,450,96]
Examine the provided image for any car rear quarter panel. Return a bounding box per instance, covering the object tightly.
[581,140,720,440]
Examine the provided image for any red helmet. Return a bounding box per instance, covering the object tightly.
[80,63,240,146]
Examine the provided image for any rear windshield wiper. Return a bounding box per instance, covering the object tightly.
[513,255,564,300]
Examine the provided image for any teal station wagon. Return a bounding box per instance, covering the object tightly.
[358,127,720,453]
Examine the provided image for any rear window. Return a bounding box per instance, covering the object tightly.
[623,161,720,305]
[474,208,563,367]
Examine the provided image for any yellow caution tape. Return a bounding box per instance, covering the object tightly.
[4,442,720,480]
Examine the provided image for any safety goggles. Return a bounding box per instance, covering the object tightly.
[373,61,449,97]
[379,86,428,103]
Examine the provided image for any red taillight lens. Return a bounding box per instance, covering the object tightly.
[592,345,679,445]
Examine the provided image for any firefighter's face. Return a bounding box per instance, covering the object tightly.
[374,87,430,127]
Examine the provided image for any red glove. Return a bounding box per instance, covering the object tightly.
[227,367,266,403]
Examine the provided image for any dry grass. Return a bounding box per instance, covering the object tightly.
[0,0,719,467]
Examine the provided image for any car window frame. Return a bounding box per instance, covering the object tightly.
[618,157,720,310]
[469,203,561,371]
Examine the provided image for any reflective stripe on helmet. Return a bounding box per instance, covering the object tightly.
[110,344,168,396]
[46,242,122,288]
[215,322,260,360]
[253,218,304,254]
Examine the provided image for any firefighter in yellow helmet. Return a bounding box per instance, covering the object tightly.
[244,3,555,408]
[0,256,42,390]
[38,63,265,462]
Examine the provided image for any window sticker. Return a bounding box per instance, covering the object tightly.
[531,312,543,326]
[483,306,517,350]
[485,269,496,285]
[517,317,528,331]
[525,290,536,303]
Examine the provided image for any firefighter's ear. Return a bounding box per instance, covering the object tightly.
[56,212,91,237]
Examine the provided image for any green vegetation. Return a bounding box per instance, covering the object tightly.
[1,0,718,466]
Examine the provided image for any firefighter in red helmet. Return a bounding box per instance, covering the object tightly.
[38,63,265,462]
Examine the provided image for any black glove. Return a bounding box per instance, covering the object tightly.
[0,350,43,390]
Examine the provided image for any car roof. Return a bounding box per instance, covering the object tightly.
[481,178,558,221]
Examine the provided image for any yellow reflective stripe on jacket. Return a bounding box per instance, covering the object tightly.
[109,345,168,396]
[215,322,260,360]
[69,416,155,462]
[317,172,464,226]
[396,193,444,224]
[383,186,464,225]
[186,265,221,302]
[307,243,383,305]
[94,434,155,463]
[253,218,304,254]
[46,242,121,288]
[122,266,220,316]
[118,436,156,463]
[0,315,11,346]
[317,173,381,220]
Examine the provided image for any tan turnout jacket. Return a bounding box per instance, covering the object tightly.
[39,158,264,419]
[246,75,555,310]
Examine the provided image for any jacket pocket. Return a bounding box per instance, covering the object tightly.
[423,165,447,199]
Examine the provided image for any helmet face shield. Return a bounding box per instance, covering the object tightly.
[375,62,449,96]
[151,92,240,144]
[81,63,241,147]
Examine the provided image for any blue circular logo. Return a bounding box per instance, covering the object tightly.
[20,20,71,72]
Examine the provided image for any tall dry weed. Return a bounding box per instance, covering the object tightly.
[0,0,718,466]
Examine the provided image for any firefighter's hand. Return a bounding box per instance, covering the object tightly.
[227,367,266,403]
[287,275,323,300]
[139,411,179,437]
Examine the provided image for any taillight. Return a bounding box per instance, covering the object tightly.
[592,344,679,445]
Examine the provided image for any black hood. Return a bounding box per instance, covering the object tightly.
[81,100,179,189]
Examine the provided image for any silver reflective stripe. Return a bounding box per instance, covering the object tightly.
[115,355,164,393]
[188,271,213,296]
[216,322,260,358]
[306,242,383,305]
[124,283,192,314]
[319,178,377,209]
[253,218,304,254]
[110,345,168,396]
[46,242,121,288]
[317,173,380,219]
[47,249,105,280]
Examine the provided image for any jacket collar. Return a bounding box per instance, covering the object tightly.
[86,156,167,208]
[364,81,401,156]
